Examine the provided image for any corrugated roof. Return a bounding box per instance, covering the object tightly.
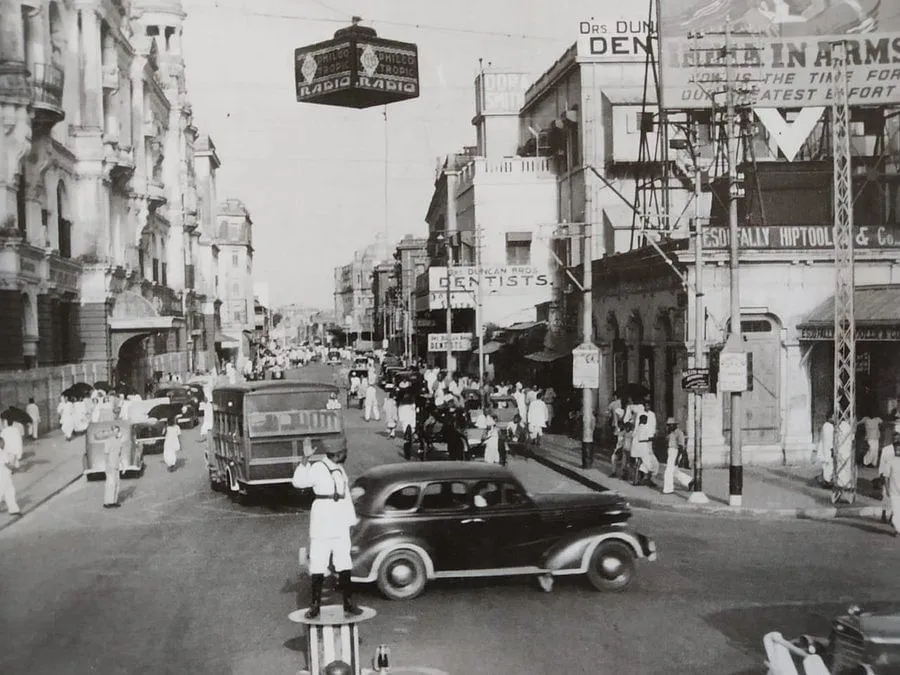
[801,285,900,326]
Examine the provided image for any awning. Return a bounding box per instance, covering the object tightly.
[109,317,181,331]
[505,320,546,332]
[472,340,505,355]
[525,349,572,363]
[216,332,242,348]
[798,285,900,341]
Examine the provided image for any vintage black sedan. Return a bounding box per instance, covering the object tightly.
[348,462,656,600]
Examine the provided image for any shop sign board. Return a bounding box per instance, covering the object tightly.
[428,265,552,310]
[800,325,900,342]
[576,15,653,61]
[295,27,419,109]
[475,72,530,115]
[717,351,748,393]
[572,343,601,389]
[681,367,710,392]
[701,225,900,250]
[427,333,473,353]
[658,0,897,109]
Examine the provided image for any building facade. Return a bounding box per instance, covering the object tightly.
[0,0,230,400]
[332,235,390,347]
[193,133,221,371]
[216,197,254,367]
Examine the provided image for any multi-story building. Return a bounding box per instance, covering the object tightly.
[332,235,390,347]
[193,133,221,371]
[392,234,427,358]
[371,260,394,347]
[0,0,226,403]
[216,198,254,367]
[416,68,558,372]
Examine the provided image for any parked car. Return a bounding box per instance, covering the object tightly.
[348,462,656,600]
[125,397,172,454]
[152,385,199,428]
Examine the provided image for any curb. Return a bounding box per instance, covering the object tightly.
[530,449,884,520]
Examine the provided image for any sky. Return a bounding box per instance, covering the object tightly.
[181,0,617,309]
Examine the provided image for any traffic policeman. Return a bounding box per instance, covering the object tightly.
[291,440,362,618]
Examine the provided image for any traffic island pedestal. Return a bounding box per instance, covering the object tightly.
[289,604,377,675]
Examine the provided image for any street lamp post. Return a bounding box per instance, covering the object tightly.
[444,237,453,373]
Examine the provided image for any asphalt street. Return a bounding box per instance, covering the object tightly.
[1,364,898,675]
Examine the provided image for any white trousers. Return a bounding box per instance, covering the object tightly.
[364,396,380,421]
[0,469,19,513]
[663,447,692,494]
[863,439,880,466]
[398,404,415,434]
[307,531,353,574]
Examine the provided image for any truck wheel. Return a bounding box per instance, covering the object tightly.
[376,549,427,600]
[586,541,635,592]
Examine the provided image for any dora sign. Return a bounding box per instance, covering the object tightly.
[659,0,900,108]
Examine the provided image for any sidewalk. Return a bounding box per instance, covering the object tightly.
[531,432,884,519]
[0,430,84,532]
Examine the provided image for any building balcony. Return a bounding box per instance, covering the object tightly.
[0,234,82,295]
[0,60,31,106]
[140,280,183,317]
[31,63,65,133]
[147,180,167,208]
[457,156,555,191]
[103,138,135,182]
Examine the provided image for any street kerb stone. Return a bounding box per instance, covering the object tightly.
[534,434,884,520]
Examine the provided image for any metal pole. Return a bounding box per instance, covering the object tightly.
[689,135,709,504]
[725,21,743,506]
[476,226,484,391]
[581,220,594,469]
[445,240,453,373]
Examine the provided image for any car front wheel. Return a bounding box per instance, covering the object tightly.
[376,549,427,600]
[586,541,635,592]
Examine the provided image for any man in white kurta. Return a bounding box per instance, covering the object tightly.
[291,444,362,618]
[880,433,900,535]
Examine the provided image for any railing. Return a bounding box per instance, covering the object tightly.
[31,62,64,109]
[141,281,183,317]
[458,156,554,190]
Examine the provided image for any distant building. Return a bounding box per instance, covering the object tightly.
[333,235,391,346]
[216,199,255,367]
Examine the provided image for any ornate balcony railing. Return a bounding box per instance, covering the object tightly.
[31,62,64,131]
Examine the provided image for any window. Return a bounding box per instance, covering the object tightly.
[233,311,242,323]
[502,482,530,506]
[420,481,469,511]
[152,258,159,282]
[384,485,420,511]
[232,252,239,267]
[472,481,502,508]
[160,262,167,287]
[505,232,532,265]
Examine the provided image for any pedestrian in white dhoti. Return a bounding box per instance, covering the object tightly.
[291,440,362,618]
[860,411,883,467]
[103,425,125,508]
[0,437,20,516]
[26,398,40,441]
[383,394,398,437]
[363,384,380,422]
[482,415,500,464]
[200,398,214,439]
[61,398,75,441]
[632,402,659,487]
[163,418,180,471]
[816,416,836,486]
[662,418,693,494]
[527,391,548,446]
[0,418,23,470]
[879,432,900,536]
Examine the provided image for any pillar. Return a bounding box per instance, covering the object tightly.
[79,9,103,130]
[37,294,54,364]
[0,103,31,234]
[782,339,814,462]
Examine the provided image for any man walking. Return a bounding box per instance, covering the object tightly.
[26,398,40,440]
[363,383,380,422]
[103,426,125,508]
[1,417,23,470]
[879,432,900,536]
[0,436,20,516]
[291,440,362,618]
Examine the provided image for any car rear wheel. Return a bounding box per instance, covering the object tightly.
[586,541,635,592]
[376,549,427,600]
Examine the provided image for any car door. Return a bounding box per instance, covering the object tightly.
[468,479,542,569]
[418,480,473,571]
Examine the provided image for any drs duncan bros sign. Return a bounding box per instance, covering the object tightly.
[428,266,552,310]
[659,0,899,108]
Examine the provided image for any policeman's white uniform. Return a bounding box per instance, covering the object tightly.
[292,455,357,574]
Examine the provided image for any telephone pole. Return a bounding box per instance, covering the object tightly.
[475,226,485,391]
[690,119,709,504]
[445,238,453,372]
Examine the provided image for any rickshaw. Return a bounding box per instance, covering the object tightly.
[82,420,146,480]
[346,368,368,409]
[326,349,342,365]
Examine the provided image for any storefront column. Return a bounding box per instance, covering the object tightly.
[782,339,814,461]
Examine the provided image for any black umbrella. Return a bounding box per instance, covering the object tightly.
[147,403,181,421]
[2,406,32,427]
[62,382,93,399]
[93,381,112,392]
